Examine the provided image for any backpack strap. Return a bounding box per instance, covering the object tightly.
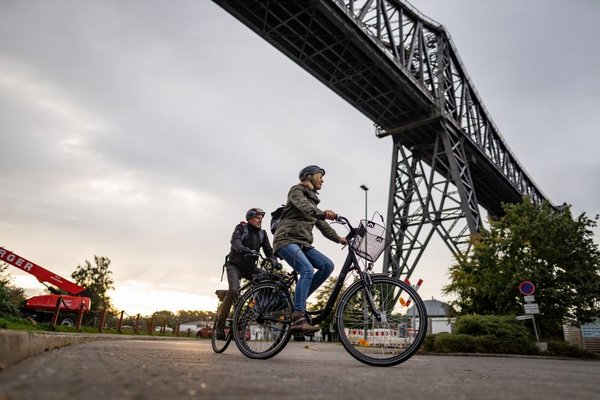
[242,223,265,243]
[221,254,229,282]
[241,223,249,241]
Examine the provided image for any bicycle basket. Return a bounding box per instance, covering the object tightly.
[350,219,390,262]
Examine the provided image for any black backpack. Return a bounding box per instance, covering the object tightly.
[270,204,286,235]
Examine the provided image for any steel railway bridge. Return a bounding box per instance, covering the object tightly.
[213,0,556,280]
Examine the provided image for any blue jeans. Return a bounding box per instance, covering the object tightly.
[276,244,334,312]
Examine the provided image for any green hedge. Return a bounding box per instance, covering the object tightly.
[426,332,538,354]
[421,315,599,359]
[454,314,531,341]
[546,339,599,359]
[420,315,529,355]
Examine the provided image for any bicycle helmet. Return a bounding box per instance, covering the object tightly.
[246,207,265,221]
[298,165,325,181]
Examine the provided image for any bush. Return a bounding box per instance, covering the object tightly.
[454,315,531,342]
[423,315,542,355]
[432,333,477,353]
[422,334,436,352]
[0,267,27,318]
[0,285,22,318]
[545,340,599,359]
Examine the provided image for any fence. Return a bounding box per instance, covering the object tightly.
[563,324,600,353]
[46,296,213,337]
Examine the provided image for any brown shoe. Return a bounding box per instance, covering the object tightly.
[290,311,320,333]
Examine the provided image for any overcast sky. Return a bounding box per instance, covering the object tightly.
[1,0,599,315]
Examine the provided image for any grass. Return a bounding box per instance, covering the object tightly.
[0,315,50,331]
[0,314,198,338]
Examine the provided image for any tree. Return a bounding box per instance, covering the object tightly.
[152,310,176,328]
[71,256,115,313]
[0,263,27,317]
[443,199,600,337]
[176,310,214,323]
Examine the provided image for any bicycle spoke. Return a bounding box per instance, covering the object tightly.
[337,276,427,366]
[233,282,293,359]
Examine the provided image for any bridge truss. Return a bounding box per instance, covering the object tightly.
[213,0,554,279]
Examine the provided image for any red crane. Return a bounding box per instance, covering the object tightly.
[1,247,91,323]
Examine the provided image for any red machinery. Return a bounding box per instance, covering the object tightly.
[0,247,91,323]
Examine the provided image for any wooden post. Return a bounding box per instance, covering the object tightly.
[51,296,62,327]
[99,308,107,332]
[148,316,155,335]
[76,302,85,331]
[117,310,124,333]
[134,314,140,334]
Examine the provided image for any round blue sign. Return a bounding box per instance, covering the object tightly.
[519,281,536,295]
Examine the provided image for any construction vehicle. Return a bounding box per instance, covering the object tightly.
[0,246,92,326]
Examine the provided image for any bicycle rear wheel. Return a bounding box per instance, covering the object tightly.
[336,275,428,367]
[211,318,232,353]
[211,291,232,353]
[232,281,293,359]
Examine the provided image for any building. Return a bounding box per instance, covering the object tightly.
[425,298,454,334]
[408,298,454,334]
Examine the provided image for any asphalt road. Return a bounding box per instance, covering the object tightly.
[0,338,599,400]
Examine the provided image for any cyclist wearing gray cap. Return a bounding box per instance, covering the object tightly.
[215,207,275,340]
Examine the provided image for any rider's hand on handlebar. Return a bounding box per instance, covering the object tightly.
[270,258,283,271]
[339,236,348,246]
[246,249,260,257]
[323,210,337,220]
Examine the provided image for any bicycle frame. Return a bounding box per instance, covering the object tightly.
[307,216,382,326]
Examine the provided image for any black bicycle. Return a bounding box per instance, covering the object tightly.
[231,215,428,367]
[211,254,284,353]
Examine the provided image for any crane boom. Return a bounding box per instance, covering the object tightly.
[0,247,86,295]
[1,246,91,316]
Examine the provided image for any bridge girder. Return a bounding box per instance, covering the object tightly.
[213,0,555,278]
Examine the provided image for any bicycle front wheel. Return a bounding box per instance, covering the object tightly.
[232,281,293,359]
[336,275,428,367]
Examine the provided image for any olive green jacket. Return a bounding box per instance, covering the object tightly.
[272,183,342,253]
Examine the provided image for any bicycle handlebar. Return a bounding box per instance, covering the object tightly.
[333,215,358,241]
[244,250,283,271]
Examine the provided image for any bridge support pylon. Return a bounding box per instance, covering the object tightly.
[383,121,483,280]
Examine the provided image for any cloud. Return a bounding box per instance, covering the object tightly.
[1,0,598,315]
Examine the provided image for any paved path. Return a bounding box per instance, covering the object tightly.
[0,339,599,399]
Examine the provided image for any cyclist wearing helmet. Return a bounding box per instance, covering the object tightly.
[273,165,348,333]
[215,207,275,340]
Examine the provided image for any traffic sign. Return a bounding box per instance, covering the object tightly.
[523,295,535,303]
[519,281,536,295]
[524,303,540,314]
[516,315,533,321]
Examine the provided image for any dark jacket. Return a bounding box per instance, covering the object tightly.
[273,183,342,252]
[228,222,274,272]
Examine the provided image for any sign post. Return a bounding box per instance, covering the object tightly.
[519,281,542,344]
